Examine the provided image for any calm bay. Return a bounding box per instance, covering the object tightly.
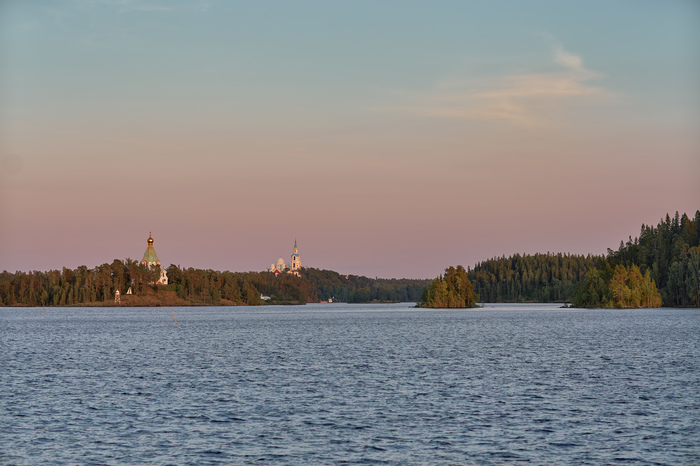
[2,303,699,464]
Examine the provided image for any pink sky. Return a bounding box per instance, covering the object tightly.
[1,1,698,278]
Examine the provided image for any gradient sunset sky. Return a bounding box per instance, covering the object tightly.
[1,0,698,279]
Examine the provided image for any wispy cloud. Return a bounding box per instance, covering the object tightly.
[379,44,607,126]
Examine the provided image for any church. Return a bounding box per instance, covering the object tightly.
[141,232,168,285]
[268,241,301,277]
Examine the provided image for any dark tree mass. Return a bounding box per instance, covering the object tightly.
[303,268,429,304]
[468,211,700,308]
[572,264,662,309]
[467,211,699,308]
[572,211,700,308]
[2,211,697,309]
[0,263,428,307]
[468,253,603,303]
[418,266,477,308]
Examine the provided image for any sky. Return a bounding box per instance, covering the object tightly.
[1,0,699,279]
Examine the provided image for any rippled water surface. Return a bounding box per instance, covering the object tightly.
[2,303,699,464]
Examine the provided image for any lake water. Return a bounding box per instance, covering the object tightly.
[2,303,699,465]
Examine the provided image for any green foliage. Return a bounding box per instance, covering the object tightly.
[211,289,222,305]
[572,264,662,308]
[571,266,612,308]
[418,266,477,308]
[464,210,698,308]
[468,253,603,303]
[600,211,700,307]
[303,268,429,303]
[0,263,427,307]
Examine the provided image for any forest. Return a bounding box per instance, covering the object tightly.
[2,211,697,308]
[467,253,604,303]
[0,262,429,307]
[418,266,477,308]
[571,264,662,309]
[304,268,429,303]
[573,211,700,308]
[467,211,699,308]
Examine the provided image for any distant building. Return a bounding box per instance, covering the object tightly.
[268,256,288,276]
[290,241,301,277]
[141,232,161,268]
[268,240,302,277]
[157,269,168,285]
[141,232,168,285]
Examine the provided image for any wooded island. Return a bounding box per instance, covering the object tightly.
[418,210,698,309]
[1,211,697,309]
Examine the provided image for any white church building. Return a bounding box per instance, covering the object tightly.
[267,241,301,277]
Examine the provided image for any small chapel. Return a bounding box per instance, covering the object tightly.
[141,232,168,285]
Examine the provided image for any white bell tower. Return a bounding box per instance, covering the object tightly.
[290,240,301,276]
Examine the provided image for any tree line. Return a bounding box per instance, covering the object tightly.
[0,262,429,307]
[573,211,700,307]
[303,268,429,303]
[467,253,604,303]
[571,264,662,308]
[463,211,699,308]
[3,211,696,308]
[0,259,156,307]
